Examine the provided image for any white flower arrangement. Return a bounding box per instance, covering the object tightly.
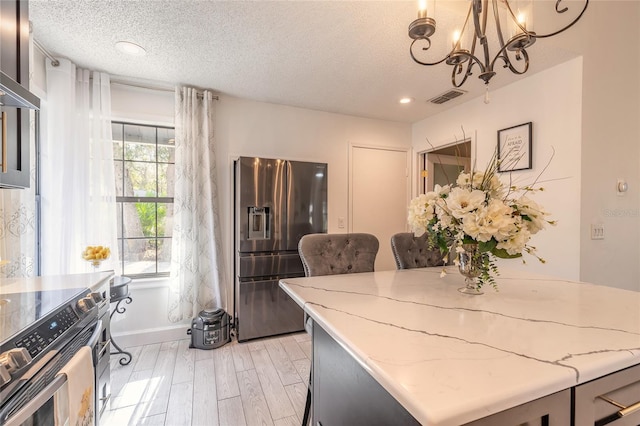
[408,150,555,290]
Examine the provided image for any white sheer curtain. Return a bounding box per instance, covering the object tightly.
[168,87,226,322]
[41,58,119,275]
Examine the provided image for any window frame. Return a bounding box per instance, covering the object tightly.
[112,120,175,279]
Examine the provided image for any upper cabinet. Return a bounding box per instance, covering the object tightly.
[0,0,40,189]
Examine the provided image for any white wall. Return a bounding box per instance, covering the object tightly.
[412,58,583,281]
[110,90,412,346]
[576,1,640,291]
[411,0,640,292]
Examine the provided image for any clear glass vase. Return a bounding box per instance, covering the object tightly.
[457,243,484,295]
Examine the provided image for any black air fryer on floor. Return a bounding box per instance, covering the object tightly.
[188,308,231,349]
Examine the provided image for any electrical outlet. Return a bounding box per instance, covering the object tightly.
[591,224,605,240]
[338,217,345,229]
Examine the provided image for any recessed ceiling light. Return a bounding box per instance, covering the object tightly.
[399,97,414,104]
[115,41,146,56]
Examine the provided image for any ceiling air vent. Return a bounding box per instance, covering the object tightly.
[428,89,466,105]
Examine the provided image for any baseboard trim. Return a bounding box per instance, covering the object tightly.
[111,323,190,348]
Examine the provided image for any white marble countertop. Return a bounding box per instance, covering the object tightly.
[0,271,114,294]
[280,267,640,426]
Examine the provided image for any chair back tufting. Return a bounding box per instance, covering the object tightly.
[390,232,445,270]
[298,233,379,277]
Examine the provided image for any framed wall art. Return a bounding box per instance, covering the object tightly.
[497,122,532,172]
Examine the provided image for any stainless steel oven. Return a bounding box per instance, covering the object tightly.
[0,287,103,425]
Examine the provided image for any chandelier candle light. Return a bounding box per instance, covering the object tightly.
[408,0,589,88]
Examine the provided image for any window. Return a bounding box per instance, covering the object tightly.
[112,122,175,277]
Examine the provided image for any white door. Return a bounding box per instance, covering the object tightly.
[350,145,409,271]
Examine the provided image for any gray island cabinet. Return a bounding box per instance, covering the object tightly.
[280,268,640,426]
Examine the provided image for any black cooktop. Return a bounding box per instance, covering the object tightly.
[0,287,88,344]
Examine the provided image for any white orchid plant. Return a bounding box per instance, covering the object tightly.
[408,150,555,290]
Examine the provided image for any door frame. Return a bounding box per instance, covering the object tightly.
[417,137,473,194]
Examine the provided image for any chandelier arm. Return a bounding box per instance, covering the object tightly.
[450,50,486,80]
[492,0,507,49]
[469,32,486,73]
[489,39,530,75]
[534,0,589,39]
[509,49,530,75]
[493,48,530,75]
[410,38,450,66]
[556,0,569,14]
[450,30,486,74]
[480,0,489,36]
[472,0,485,39]
[451,62,472,88]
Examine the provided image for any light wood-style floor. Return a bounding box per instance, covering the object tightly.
[102,332,311,426]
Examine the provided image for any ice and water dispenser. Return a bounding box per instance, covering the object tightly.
[247,206,270,240]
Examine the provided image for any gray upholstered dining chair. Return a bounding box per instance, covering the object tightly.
[297,232,379,426]
[390,232,445,269]
[298,232,380,277]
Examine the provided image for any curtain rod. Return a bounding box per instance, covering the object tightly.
[33,38,60,67]
[33,38,218,100]
[111,79,219,100]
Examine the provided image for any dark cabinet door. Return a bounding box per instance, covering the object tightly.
[0,106,31,188]
[0,0,32,189]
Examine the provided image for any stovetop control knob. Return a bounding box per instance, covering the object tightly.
[0,364,10,387]
[0,347,33,386]
[76,296,97,313]
[89,291,104,304]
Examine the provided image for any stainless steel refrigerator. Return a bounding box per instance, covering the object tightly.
[234,157,327,342]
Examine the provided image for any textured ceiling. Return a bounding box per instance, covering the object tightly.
[29,0,585,123]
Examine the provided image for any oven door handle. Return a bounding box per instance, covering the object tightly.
[87,319,102,350]
[4,373,67,426]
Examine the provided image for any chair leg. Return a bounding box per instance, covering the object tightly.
[301,369,312,425]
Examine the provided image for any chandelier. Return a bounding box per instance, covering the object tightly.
[408,0,589,88]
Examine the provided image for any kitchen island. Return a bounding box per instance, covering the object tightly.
[279,268,640,425]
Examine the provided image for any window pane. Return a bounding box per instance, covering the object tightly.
[113,140,124,161]
[158,203,173,237]
[114,160,124,196]
[158,238,171,273]
[157,127,175,146]
[112,122,123,141]
[122,202,146,238]
[157,144,174,164]
[135,202,158,238]
[112,123,124,160]
[124,161,157,197]
[157,163,175,197]
[116,203,123,239]
[124,124,156,162]
[122,238,156,275]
